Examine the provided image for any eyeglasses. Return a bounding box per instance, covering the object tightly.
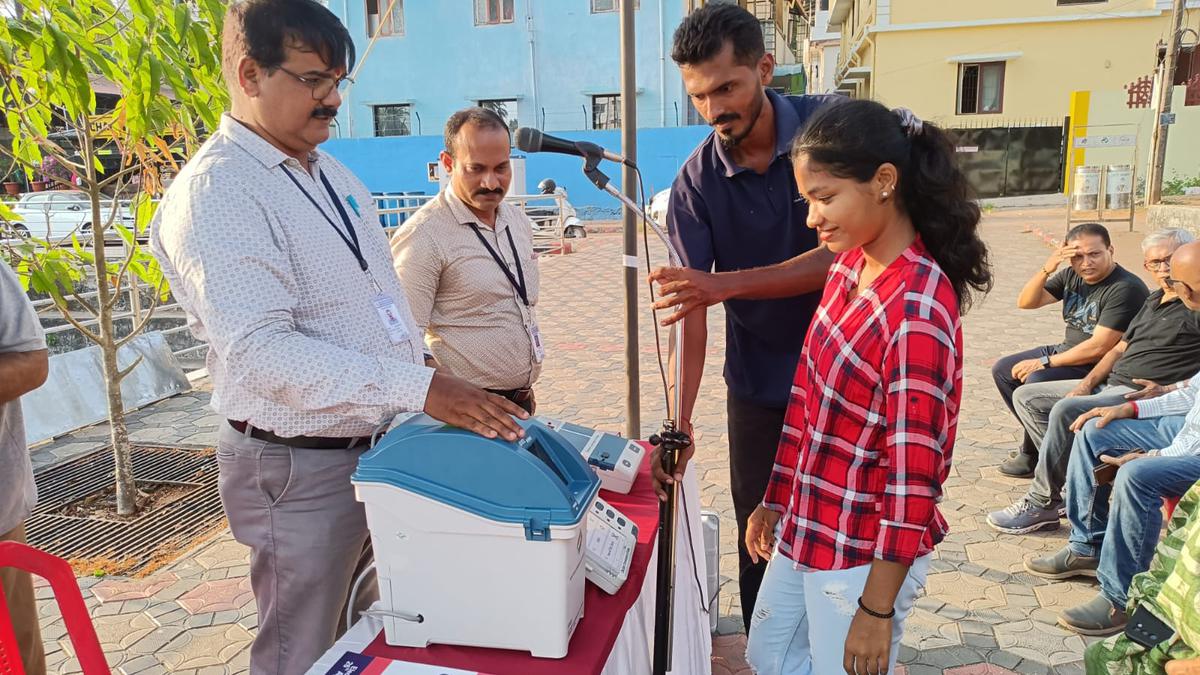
[276,66,353,100]
[1144,257,1172,271]
[1166,277,1196,294]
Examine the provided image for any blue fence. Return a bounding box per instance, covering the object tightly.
[323,126,713,220]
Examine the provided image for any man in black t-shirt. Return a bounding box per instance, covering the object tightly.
[992,223,1149,477]
[988,228,1198,534]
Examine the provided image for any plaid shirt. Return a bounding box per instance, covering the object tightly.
[763,240,962,570]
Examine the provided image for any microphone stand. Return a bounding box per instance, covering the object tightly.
[581,154,690,675]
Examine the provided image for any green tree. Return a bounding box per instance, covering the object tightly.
[0,0,227,515]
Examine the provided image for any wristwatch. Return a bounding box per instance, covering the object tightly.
[1039,355,1052,368]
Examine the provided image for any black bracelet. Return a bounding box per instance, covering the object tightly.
[857,596,895,619]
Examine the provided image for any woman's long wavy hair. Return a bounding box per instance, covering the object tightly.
[792,99,994,312]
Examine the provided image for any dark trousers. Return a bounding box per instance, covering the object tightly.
[727,390,788,632]
[991,345,1091,456]
[486,388,536,415]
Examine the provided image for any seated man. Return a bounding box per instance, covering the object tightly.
[1023,240,1200,636]
[988,228,1199,533]
[994,222,1149,477]
[1085,477,1200,672]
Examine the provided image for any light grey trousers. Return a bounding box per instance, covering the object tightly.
[217,422,378,675]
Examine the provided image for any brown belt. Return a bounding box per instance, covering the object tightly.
[227,420,373,450]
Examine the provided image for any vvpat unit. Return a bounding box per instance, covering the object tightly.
[352,415,600,659]
[535,417,645,494]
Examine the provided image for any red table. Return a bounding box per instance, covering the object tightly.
[361,453,661,675]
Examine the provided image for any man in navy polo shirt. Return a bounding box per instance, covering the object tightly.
[649,3,838,631]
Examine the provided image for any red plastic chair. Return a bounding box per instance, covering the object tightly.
[0,541,110,675]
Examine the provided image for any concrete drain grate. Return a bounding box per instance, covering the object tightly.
[27,445,225,573]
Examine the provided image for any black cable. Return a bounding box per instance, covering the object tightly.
[634,166,709,617]
[634,166,671,414]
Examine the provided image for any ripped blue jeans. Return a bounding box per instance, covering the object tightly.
[745,552,931,675]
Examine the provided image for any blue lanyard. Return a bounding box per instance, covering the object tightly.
[282,166,368,272]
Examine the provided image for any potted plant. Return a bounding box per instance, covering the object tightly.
[1,154,21,195]
[37,155,72,191]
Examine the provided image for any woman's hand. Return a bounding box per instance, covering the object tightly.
[745,505,781,564]
[844,607,894,675]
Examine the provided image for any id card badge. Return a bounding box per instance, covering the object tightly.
[373,294,411,345]
[529,322,545,363]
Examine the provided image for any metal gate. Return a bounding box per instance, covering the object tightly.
[946,121,1066,199]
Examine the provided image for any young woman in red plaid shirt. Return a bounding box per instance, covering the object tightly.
[743,99,993,675]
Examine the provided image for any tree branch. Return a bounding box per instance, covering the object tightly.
[116,278,164,349]
[70,290,99,316]
[97,163,141,190]
[115,354,144,382]
[46,292,103,344]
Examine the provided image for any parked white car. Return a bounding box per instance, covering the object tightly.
[2,190,134,241]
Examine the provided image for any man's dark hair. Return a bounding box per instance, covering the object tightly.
[222,0,356,82]
[444,107,511,157]
[1065,222,1112,248]
[671,3,765,67]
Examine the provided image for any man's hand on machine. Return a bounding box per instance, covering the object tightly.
[424,371,528,441]
[649,267,729,326]
[650,419,695,501]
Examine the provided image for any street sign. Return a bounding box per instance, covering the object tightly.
[955,146,980,153]
[1074,134,1137,148]
[1161,112,1177,125]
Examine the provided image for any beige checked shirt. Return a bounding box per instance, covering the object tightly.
[391,187,542,390]
[150,114,433,438]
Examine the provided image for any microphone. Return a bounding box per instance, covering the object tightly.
[514,127,635,167]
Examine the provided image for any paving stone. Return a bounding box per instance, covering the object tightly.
[157,624,252,670]
[117,655,162,675]
[178,577,253,615]
[91,611,157,651]
[92,574,180,604]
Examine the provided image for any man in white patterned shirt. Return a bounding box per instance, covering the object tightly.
[392,108,542,413]
[150,3,526,673]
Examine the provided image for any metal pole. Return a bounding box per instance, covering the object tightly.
[1148,0,1185,205]
[620,0,641,439]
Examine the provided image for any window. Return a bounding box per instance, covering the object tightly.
[592,94,621,130]
[478,99,519,131]
[591,0,638,12]
[365,0,404,37]
[374,104,411,137]
[819,0,829,10]
[957,62,1005,115]
[474,0,514,25]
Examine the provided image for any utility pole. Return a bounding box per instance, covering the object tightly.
[1148,0,1185,205]
[619,0,641,439]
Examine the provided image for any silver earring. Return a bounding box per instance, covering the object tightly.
[881,191,890,199]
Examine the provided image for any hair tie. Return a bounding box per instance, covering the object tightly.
[893,108,924,138]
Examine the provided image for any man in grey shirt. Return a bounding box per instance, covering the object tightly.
[0,260,49,675]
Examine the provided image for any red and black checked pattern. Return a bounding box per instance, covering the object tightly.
[763,240,963,571]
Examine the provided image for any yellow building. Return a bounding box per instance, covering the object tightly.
[828,0,1200,127]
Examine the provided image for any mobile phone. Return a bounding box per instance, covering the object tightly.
[1125,605,1175,649]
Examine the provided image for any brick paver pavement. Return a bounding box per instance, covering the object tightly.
[29,209,1165,674]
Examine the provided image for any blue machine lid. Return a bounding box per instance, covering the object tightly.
[353,415,600,541]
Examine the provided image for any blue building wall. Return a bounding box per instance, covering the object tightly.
[323,125,713,218]
[330,0,691,138]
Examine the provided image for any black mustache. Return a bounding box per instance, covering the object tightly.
[712,113,740,127]
[474,188,505,197]
[312,106,338,119]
